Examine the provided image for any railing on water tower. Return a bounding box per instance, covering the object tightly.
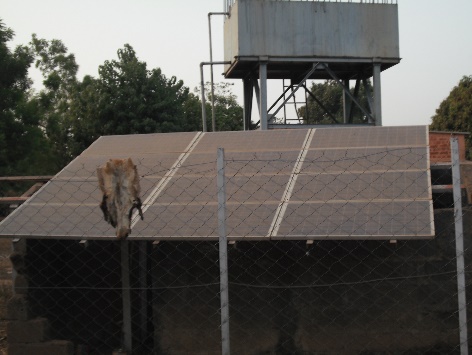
[225,0,397,13]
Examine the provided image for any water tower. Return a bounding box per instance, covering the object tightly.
[222,0,400,129]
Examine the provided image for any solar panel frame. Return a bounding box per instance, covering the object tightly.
[273,200,434,240]
[0,126,435,241]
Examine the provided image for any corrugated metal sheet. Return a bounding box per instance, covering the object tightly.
[0,126,434,240]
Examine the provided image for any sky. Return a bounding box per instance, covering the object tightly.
[2,0,472,128]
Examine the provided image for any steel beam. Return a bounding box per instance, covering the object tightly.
[269,63,319,120]
[373,63,382,126]
[349,79,361,123]
[301,84,339,124]
[243,77,254,130]
[362,78,374,124]
[323,64,374,122]
[342,79,350,124]
[259,61,268,130]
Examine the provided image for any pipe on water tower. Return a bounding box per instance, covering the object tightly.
[208,12,229,132]
[200,61,231,132]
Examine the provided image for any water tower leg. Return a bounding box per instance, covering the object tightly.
[259,61,268,130]
[253,75,261,117]
[348,79,361,123]
[243,78,254,130]
[342,79,350,124]
[373,63,382,126]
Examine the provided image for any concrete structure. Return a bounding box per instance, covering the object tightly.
[223,0,400,129]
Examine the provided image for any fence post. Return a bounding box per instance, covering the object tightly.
[217,147,230,355]
[121,240,133,352]
[451,137,469,355]
[139,241,149,343]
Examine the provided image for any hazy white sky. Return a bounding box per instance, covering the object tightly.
[3,0,471,127]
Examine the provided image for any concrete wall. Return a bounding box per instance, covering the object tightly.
[151,209,472,354]
[12,209,472,354]
[224,0,399,64]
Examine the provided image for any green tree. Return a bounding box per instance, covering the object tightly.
[29,34,80,167]
[91,44,190,138]
[181,92,204,132]
[66,75,101,157]
[202,82,244,131]
[298,80,372,124]
[430,75,472,151]
[72,46,244,151]
[0,20,57,177]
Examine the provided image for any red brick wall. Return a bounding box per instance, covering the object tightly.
[429,132,467,163]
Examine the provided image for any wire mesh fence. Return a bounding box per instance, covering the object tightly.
[0,136,470,354]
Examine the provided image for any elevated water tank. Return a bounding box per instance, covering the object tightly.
[223,0,400,128]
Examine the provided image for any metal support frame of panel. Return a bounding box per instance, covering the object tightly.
[451,137,469,355]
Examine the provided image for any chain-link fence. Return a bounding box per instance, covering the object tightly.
[0,137,470,354]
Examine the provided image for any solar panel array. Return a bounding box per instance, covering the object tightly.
[0,126,434,240]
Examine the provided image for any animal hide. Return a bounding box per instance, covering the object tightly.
[97,158,144,239]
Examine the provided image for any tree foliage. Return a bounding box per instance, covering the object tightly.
[0,20,57,177]
[94,44,191,134]
[1,21,245,177]
[430,75,472,149]
[67,44,214,156]
[298,80,372,124]
[28,34,81,167]
[203,82,243,131]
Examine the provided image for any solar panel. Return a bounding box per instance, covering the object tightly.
[0,126,434,240]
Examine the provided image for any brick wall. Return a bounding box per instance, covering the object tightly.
[429,132,467,163]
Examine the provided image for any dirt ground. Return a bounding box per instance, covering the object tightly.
[0,237,13,355]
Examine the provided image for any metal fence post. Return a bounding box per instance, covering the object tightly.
[138,241,149,343]
[217,147,231,355]
[451,137,469,355]
[121,240,133,352]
